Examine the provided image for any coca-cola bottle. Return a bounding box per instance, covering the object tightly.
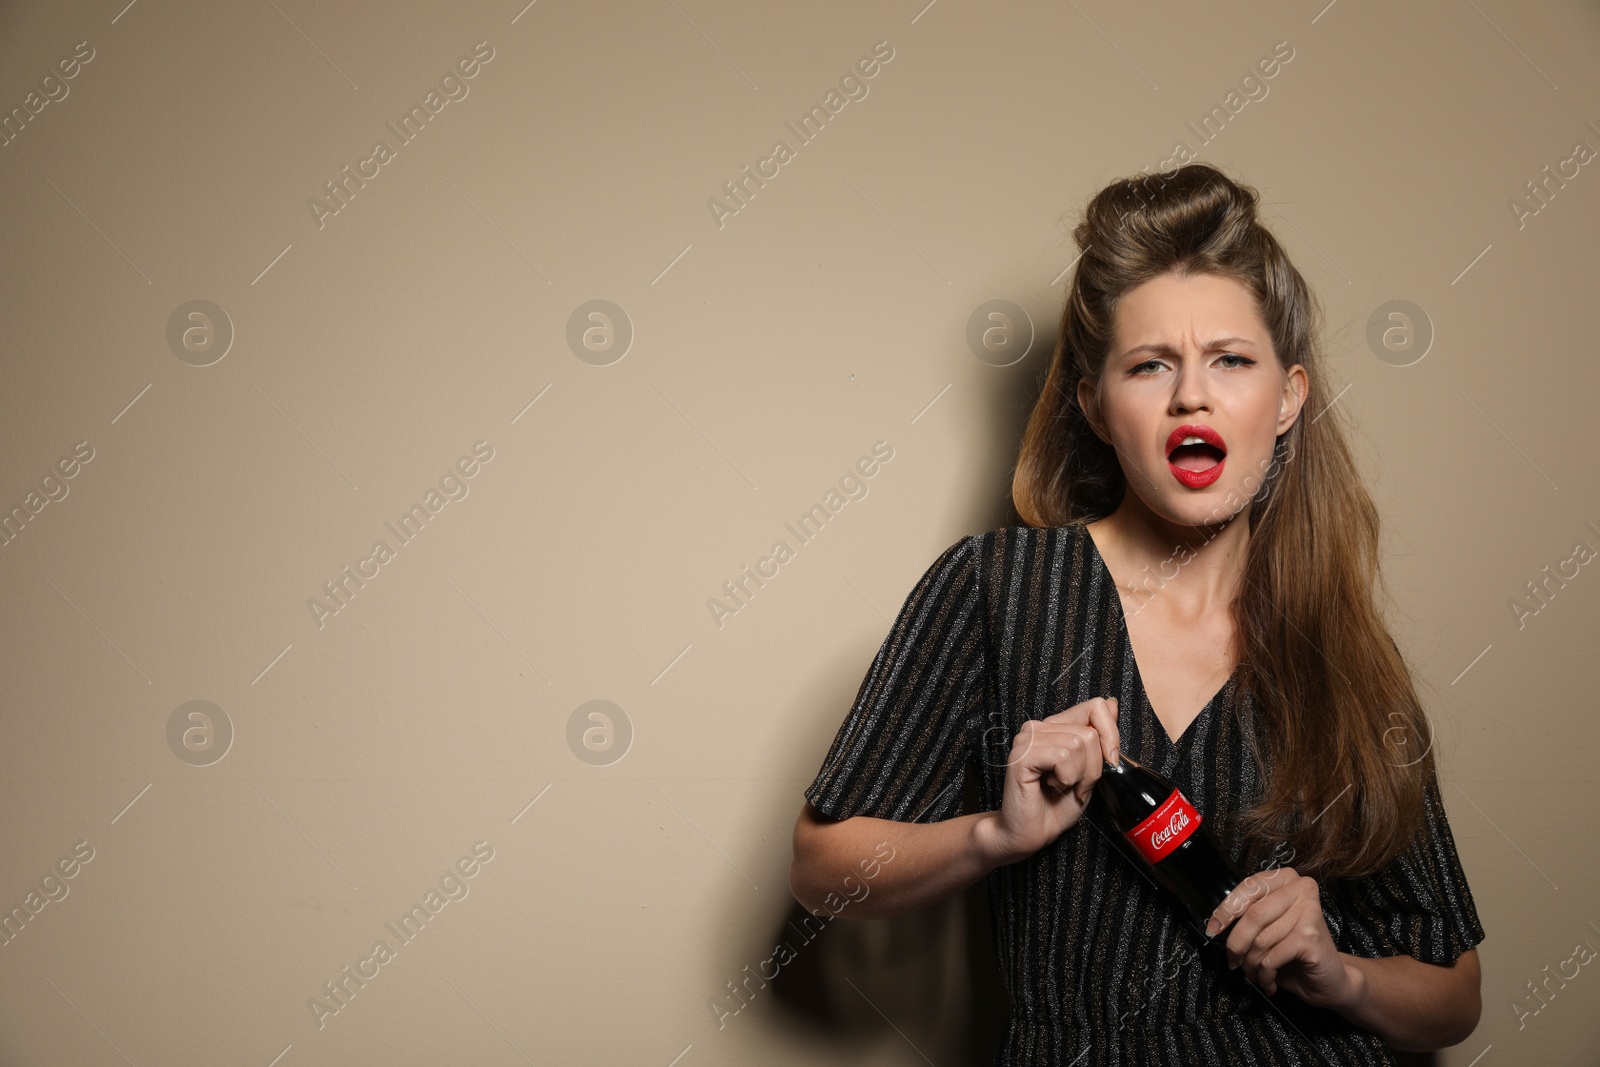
[1096,753,1248,936]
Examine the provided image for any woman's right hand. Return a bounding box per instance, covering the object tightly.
[979,697,1122,865]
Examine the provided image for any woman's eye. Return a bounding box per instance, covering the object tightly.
[1129,354,1253,374]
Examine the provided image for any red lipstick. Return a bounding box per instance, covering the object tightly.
[1166,424,1227,489]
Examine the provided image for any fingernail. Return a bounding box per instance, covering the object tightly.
[1204,918,1220,937]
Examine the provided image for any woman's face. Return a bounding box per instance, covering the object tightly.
[1077,270,1307,529]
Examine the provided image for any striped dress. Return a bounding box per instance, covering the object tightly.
[803,522,1485,1066]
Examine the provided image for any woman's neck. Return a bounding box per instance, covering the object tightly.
[1085,501,1250,620]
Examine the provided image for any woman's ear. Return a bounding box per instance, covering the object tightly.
[1276,364,1309,435]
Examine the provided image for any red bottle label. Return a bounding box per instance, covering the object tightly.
[1126,788,1201,864]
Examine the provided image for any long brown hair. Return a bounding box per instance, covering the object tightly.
[1014,162,1434,879]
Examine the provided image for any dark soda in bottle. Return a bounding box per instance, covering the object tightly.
[1096,753,1248,936]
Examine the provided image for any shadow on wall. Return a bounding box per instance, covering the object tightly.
[757,318,1042,1062]
[765,832,1010,1063]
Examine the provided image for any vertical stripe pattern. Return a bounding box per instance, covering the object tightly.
[804,523,1486,1066]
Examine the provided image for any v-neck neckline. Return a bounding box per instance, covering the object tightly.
[1076,522,1240,751]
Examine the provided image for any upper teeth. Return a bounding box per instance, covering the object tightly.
[1181,436,1205,446]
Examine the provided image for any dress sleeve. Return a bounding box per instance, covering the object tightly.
[1327,771,1486,967]
[803,534,989,824]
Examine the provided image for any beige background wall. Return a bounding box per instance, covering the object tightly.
[1,0,1596,1063]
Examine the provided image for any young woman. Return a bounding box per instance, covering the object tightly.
[789,163,1484,1065]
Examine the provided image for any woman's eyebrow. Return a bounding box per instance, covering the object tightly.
[1120,336,1259,359]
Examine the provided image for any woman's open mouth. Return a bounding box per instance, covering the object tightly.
[1166,424,1227,489]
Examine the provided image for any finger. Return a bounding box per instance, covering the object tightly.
[1039,703,1089,727]
[1040,694,1113,729]
[1243,906,1305,984]
[1003,721,1043,769]
[1223,884,1299,969]
[1251,943,1279,994]
[1070,738,1104,804]
[1017,725,1098,793]
[1007,718,1087,772]
[1209,867,1293,935]
[1209,874,1265,936]
[1047,726,1103,803]
[1248,908,1299,966]
[1086,697,1122,764]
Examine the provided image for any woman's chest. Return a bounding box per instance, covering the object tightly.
[1120,596,1238,746]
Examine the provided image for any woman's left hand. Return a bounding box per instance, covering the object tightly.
[1205,867,1355,1008]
